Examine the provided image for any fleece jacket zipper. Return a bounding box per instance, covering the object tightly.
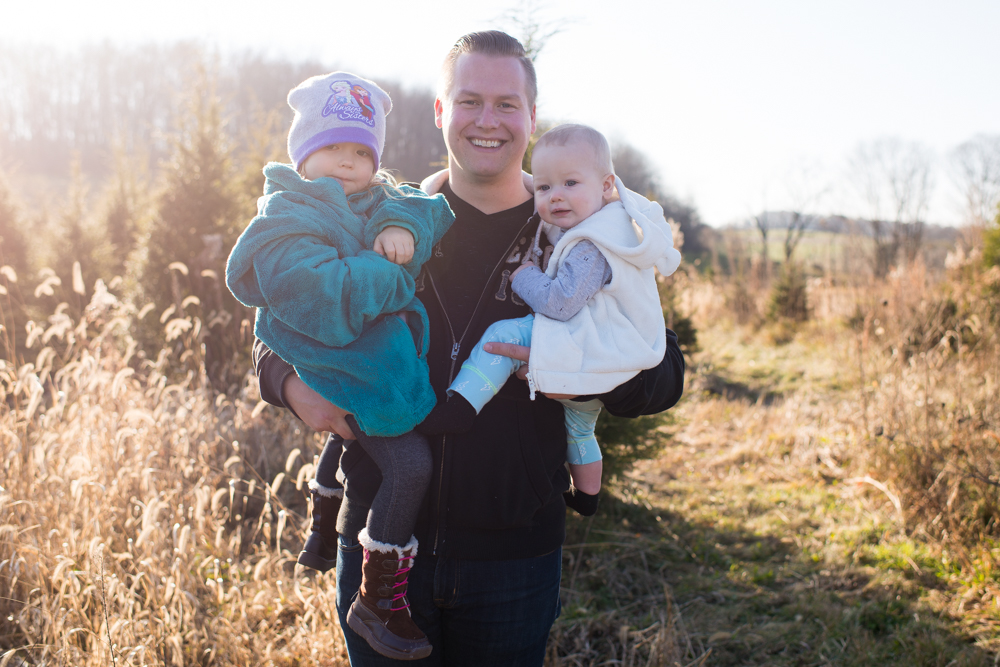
[425,215,537,555]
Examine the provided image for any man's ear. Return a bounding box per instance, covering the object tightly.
[529,105,537,135]
[434,98,444,129]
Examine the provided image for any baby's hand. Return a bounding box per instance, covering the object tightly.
[512,259,536,278]
[373,226,415,265]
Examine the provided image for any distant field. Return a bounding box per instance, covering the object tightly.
[722,228,959,275]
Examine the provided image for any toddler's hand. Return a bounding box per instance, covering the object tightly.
[373,226,415,265]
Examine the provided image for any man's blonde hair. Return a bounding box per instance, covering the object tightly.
[533,124,614,175]
[439,31,537,108]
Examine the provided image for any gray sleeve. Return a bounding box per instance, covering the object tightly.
[511,240,612,322]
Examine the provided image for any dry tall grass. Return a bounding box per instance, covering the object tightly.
[4,236,996,664]
[0,271,706,666]
[854,254,1000,599]
[0,276,351,665]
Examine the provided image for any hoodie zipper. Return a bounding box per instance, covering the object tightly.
[425,215,538,555]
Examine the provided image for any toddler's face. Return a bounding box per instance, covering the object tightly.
[531,142,614,230]
[300,142,375,195]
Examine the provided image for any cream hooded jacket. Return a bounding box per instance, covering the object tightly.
[526,177,682,396]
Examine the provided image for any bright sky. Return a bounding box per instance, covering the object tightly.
[4,0,999,226]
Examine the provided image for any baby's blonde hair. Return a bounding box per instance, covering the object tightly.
[368,169,412,200]
[533,124,614,176]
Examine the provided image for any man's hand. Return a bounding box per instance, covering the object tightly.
[283,374,357,439]
[373,226,415,265]
[483,341,576,400]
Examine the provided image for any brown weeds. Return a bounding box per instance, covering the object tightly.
[0,273,343,665]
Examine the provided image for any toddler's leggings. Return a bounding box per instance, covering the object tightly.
[344,415,432,548]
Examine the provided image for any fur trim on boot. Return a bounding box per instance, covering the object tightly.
[356,528,418,559]
[297,481,343,573]
[346,530,431,660]
[308,478,344,498]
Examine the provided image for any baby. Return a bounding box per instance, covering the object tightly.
[420,124,682,515]
[226,72,453,660]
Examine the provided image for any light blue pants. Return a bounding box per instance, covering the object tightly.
[448,315,603,465]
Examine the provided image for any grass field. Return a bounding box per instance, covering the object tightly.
[722,228,960,278]
[1,258,999,665]
[556,318,1000,665]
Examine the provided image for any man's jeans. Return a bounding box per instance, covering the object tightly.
[336,533,561,666]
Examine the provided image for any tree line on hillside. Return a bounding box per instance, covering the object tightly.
[0,43,448,187]
[746,135,1000,281]
[0,43,710,388]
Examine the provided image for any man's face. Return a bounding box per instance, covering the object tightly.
[435,53,536,183]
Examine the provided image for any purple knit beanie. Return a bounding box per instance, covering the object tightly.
[287,72,392,171]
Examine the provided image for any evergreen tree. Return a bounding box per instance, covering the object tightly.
[0,172,30,281]
[102,147,151,278]
[985,205,1000,267]
[767,262,810,322]
[141,71,248,388]
[0,172,32,361]
[145,77,241,309]
[48,156,111,315]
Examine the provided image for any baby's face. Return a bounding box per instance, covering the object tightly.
[531,142,614,230]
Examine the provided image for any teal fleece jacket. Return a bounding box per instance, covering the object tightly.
[226,163,454,436]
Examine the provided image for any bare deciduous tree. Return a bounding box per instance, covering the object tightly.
[949,134,1000,226]
[494,0,577,61]
[752,211,771,277]
[849,137,935,275]
[781,160,829,262]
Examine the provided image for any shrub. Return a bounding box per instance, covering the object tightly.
[767,262,809,322]
[860,255,1000,549]
[984,206,1000,267]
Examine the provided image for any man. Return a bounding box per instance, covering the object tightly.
[253,30,685,665]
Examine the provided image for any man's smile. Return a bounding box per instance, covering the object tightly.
[469,138,504,148]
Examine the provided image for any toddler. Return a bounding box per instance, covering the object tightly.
[226,72,454,661]
[420,124,681,514]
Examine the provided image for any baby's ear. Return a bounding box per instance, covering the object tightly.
[602,173,616,201]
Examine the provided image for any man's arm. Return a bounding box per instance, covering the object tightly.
[597,328,685,417]
[483,328,685,415]
[253,338,358,439]
[252,337,296,408]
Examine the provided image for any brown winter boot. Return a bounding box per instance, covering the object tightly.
[346,530,432,660]
[296,481,341,573]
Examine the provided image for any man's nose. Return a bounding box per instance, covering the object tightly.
[476,105,499,129]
